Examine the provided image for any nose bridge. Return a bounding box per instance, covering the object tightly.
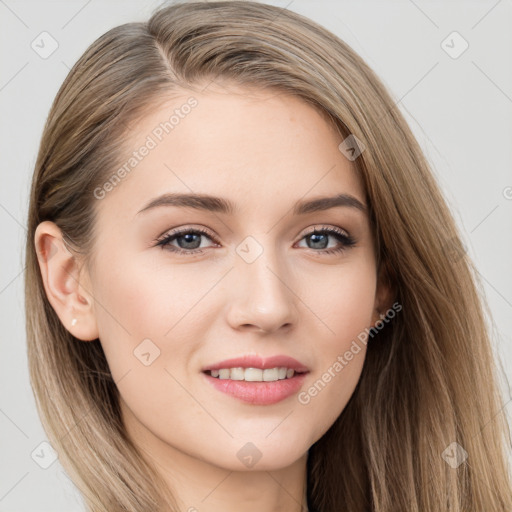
[227,234,298,332]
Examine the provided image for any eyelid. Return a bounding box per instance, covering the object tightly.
[297,224,350,239]
[154,225,218,244]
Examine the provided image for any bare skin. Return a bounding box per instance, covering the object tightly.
[35,82,390,512]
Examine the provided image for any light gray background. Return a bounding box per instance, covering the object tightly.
[1,0,511,510]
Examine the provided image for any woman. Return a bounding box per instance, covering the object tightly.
[25,1,512,511]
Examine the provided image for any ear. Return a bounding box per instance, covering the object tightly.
[371,256,396,326]
[34,221,99,341]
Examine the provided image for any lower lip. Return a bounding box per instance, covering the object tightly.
[202,371,308,405]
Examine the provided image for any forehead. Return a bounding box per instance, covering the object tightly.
[93,83,365,224]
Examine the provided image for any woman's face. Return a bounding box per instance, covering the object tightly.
[80,83,385,472]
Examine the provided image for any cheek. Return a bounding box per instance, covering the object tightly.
[90,251,213,378]
[295,260,376,442]
[304,254,377,339]
[90,255,210,451]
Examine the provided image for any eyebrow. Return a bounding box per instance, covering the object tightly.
[136,192,367,217]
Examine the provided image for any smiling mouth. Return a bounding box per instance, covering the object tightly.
[203,367,307,382]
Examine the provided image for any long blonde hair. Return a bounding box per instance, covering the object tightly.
[25,1,512,510]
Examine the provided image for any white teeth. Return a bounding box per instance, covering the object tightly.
[218,369,230,379]
[230,367,245,380]
[245,368,263,381]
[263,368,278,381]
[208,366,297,381]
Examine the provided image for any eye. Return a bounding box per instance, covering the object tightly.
[295,226,356,255]
[155,227,219,256]
[154,225,356,256]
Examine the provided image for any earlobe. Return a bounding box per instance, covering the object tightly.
[372,258,396,326]
[34,221,99,342]
[373,286,391,322]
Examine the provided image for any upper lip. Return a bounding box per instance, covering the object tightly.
[202,355,310,373]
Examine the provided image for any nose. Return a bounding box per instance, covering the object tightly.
[226,249,299,334]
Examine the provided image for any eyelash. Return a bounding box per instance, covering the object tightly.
[154,225,356,257]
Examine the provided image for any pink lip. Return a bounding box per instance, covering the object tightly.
[201,354,309,373]
[202,372,308,405]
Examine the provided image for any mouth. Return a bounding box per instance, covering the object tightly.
[201,355,310,405]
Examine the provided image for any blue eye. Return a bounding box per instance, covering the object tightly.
[155,227,217,256]
[155,225,356,256]
[298,227,356,254]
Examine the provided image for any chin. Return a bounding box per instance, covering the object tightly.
[211,439,309,472]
